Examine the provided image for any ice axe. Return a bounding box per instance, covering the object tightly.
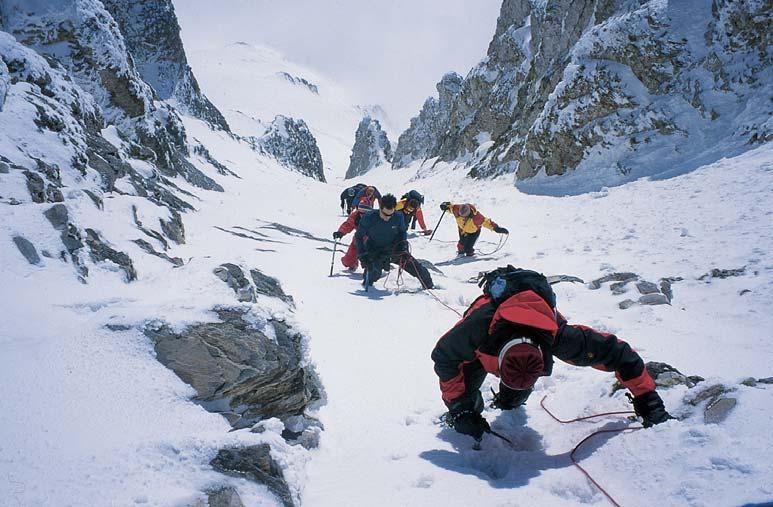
[329,238,339,276]
[428,209,447,242]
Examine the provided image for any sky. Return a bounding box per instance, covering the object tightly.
[173,0,502,130]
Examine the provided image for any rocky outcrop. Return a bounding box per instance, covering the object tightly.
[392,72,462,169]
[256,116,325,182]
[398,0,772,193]
[345,117,392,179]
[210,445,294,507]
[100,0,229,130]
[145,307,321,429]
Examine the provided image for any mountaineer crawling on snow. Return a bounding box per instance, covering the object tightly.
[439,201,508,256]
[396,196,431,236]
[400,190,426,231]
[431,266,672,441]
[340,183,367,214]
[355,194,434,290]
[333,202,373,271]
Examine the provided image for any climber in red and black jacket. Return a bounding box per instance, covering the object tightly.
[431,266,672,441]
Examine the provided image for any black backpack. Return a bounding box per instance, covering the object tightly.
[477,265,556,308]
[401,190,424,204]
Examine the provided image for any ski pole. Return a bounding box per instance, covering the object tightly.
[428,209,447,242]
[329,238,338,276]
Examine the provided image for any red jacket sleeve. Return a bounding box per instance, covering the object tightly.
[337,211,358,236]
[416,208,427,230]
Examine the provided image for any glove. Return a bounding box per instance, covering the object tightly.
[332,231,343,240]
[447,410,490,440]
[490,386,532,410]
[440,201,451,211]
[631,391,673,427]
[493,226,509,234]
[421,230,432,236]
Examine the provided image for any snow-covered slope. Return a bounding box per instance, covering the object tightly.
[187,43,390,180]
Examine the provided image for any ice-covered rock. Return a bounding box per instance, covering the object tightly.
[392,72,462,169]
[256,115,325,182]
[345,116,392,179]
[210,445,294,507]
[399,0,772,193]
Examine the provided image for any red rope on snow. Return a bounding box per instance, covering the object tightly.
[540,395,643,507]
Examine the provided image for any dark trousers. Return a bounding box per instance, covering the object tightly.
[364,249,434,289]
[457,228,481,255]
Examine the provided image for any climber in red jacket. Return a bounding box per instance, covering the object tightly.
[333,203,373,271]
[432,266,672,442]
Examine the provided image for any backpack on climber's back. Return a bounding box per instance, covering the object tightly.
[477,265,556,309]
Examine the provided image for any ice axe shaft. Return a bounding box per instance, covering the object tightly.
[329,238,339,276]
[429,209,447,242]
[488,429,514,445]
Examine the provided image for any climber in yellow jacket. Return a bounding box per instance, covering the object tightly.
[439,202,508,256]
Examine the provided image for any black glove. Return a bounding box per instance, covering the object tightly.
[494,226,509,234]
[333,231,343,240]
[631,391,673,427]
[490,386,532,410]
[447,410,490,439]
[440,201,451,211]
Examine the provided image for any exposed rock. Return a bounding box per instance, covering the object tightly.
[144,308,320,426]
[392,72,462,168]
[636,281,660,295]
[277,71,318,94]
[704,397,737,424]
[12,235,41,265]
[193,143,238,177]
[160,210,185,244]
[84,228,137,282]
[250,269,294,305]
[43,204,69,231]
[0,161,9,173]
[101,0,230,130]
[659,277,683,301]
[638,293,671,306]
[256,116,325,182]
[210,445,294,507]
[188,486,245,507]
[546,274,584,285]
[700,267,747,280]
[618,299,637,310]
[758,377,773,385]
[686,384,734,406]
[132,239,183,266]
[82,189,104,209]
[589,272,638,289]
[214,263,255,303]
[23,170,46,203]
[86,135,132,191]
[646,362,703,389]
[610,281,629,295]
[345,117,392,179]
[397,0,772,192]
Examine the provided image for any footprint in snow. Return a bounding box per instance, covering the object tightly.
[413,475,434,488]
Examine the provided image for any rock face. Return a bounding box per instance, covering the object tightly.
[392,72,462,169]
[257,115,325,182]
[145,307,321,429]
[100,0,229,131]
[397,0,772,193]
[345,117,392,179]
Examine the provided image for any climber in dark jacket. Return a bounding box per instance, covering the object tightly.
[340,183,367,214]
[431,267,672,441]
[355,194,434,289]
[401,190,426,230]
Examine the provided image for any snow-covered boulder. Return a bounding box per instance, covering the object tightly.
[345,116,392,179]
[257,115,325,182]
[399,0,772,193]
[392,72,462,169]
